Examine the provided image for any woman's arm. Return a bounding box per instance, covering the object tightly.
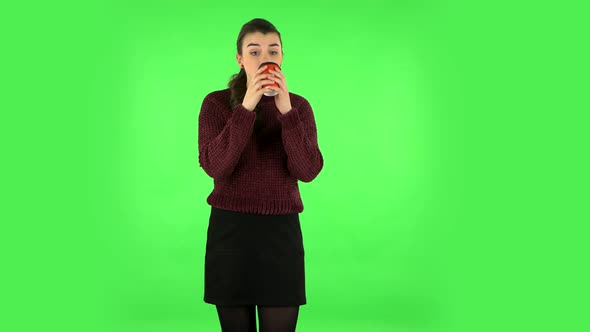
[277,97,324,182]
[198,95,256,179]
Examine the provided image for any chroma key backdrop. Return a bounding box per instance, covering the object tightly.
[4,1,587,332]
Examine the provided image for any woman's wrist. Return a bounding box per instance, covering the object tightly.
[241,103,255,112]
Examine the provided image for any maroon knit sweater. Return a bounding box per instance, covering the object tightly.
[198,88,324,215]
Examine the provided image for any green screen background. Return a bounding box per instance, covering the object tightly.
[3,1,588,332]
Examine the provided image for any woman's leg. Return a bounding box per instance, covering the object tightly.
[215,305,257,332]
[257,305,300,332]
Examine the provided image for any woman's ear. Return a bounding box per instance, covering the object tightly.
[236,53,243,69]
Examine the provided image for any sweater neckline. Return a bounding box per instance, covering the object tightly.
[260,94,276,103]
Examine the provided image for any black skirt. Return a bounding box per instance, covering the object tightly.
[204,206,306,306]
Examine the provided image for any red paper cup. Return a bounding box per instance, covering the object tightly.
[259,62,280,96]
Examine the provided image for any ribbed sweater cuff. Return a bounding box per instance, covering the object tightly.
[233,104,257,134]
[276,107,301,131]
[234,103,257,121]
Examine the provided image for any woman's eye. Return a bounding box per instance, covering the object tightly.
[250,51,277,56]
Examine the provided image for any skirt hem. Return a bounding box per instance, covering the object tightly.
[204,297,307,306]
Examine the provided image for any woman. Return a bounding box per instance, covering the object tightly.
[198,18,324,331]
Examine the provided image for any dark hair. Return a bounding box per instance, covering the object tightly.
[228,18,283,111]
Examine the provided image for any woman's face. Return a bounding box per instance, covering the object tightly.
[236,32,283,84]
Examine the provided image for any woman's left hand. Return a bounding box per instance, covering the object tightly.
[268,68,292,114]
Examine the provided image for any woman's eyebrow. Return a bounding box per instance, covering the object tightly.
[247,43,280,47]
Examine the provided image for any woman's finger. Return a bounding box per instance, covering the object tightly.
[253,74,271,85]
[255,78,274,87]
[270,76,287,90]
[255,65,268,75]
[255,79,274,91]
[269,69,283,77]
[269,71,286,88]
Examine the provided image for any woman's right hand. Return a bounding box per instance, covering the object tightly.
[241,65,275,111]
